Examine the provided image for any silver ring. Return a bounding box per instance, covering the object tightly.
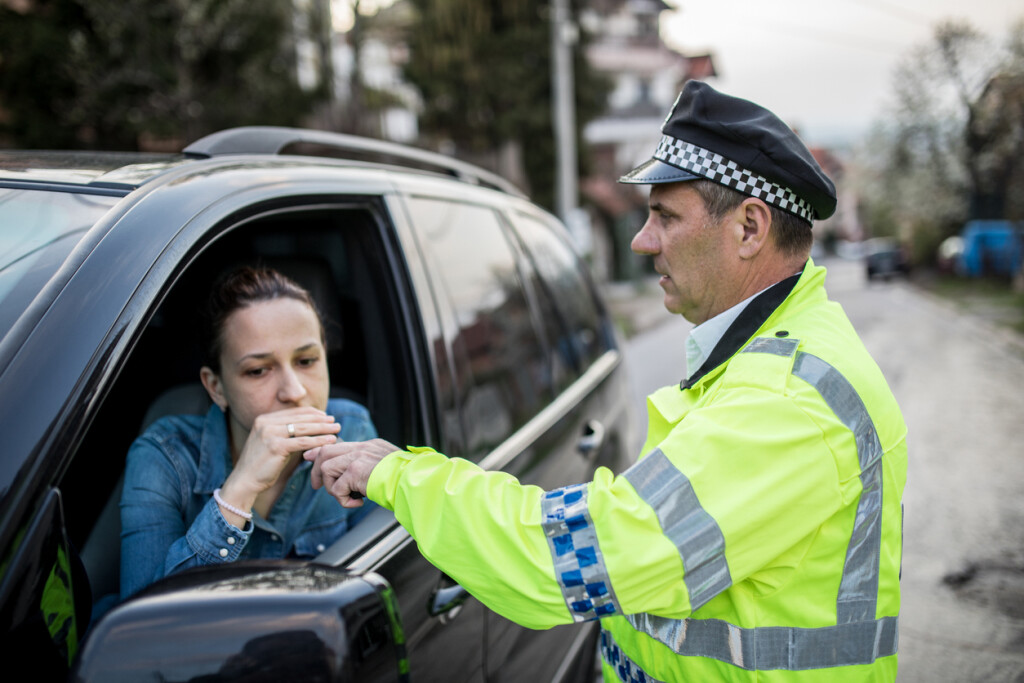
[286,423,296,438]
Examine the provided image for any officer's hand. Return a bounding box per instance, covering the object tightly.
[304,438,399,507]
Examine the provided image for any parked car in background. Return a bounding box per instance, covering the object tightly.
[0,128,635,682]
[864,237,911,281]
[937,235,965,274]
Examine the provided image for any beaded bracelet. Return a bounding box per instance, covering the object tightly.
[213,487,253,521]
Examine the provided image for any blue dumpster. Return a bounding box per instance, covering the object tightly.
[959,220,1023,277]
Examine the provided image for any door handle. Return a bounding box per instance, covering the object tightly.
[577,420,605,458]
[428,573,470,623]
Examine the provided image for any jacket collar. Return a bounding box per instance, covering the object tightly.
[681,270,796,389]
[680,259,828,390]
[196,403,232,494]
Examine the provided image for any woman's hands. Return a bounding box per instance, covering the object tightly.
[217,406,340,526]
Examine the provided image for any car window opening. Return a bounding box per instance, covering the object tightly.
[61,204,419,625]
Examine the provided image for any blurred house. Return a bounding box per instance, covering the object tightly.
[579,0,716,280]
[808,145,862,249]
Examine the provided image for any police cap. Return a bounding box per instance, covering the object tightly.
[619,81,837,223]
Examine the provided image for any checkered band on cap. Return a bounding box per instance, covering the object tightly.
[654,134,816,223]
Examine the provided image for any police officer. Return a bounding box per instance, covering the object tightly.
[306,81,907,682]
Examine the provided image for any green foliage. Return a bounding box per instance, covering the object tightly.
[0,0,320,149]
[402,0,610,211]
[0,0,90,148]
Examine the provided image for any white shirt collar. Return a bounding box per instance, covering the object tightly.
[685,277,795,376]
[684,270,806,379]
[685,294,758,377]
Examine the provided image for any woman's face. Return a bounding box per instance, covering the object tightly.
[202,297,330,433]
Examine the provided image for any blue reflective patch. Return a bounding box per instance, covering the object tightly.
[595,603,616,616]
[566,514,588,532]
[571,599,593,613]
[562,570,584,586]
[542,482,620,622]
[552,534,574,556]
[576,546,597,568]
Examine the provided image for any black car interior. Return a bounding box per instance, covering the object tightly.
[62,203,423,621]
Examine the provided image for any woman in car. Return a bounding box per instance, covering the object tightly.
[119,266,376,599]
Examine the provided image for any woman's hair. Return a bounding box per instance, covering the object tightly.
[201,266,324,373]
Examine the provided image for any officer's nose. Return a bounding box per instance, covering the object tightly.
[631,218,658,255]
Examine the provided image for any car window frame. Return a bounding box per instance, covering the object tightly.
[4,178,429,614]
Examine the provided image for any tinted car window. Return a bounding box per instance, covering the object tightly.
[0,189,118,334]
[509,210,608,372]
[406,197,552,458]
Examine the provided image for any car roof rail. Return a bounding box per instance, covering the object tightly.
[183,126,526,198]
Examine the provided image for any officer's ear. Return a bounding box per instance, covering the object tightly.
[735,198,772,260]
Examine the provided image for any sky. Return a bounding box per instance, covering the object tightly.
[660,0,1022,148]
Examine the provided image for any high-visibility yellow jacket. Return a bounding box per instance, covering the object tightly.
[368,261,907,682]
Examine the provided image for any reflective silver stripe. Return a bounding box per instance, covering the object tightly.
[620,615,898,670]
[617,339,895,670]
[542,483,620,621]
[623,449,731,610]
[601,629,666,683]
[745,339,885,622]
[742,336,800,357]
[791,351,883,623]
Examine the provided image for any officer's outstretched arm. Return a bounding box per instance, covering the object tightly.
[352,390,843,630]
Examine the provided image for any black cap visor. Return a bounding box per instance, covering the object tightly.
[619,157,701,185]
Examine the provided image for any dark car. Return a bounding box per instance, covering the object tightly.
[0,128,635,682]
[864,237,911,281]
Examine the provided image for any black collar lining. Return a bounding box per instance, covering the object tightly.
[680,271,802,390]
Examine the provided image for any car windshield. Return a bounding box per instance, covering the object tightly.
[0,187,121,336]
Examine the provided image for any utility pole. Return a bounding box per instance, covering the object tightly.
[551,0,578,226]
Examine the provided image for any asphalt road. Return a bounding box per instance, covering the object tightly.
[613,257,1024,681]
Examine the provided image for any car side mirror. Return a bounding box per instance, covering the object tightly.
[72,561,407,683]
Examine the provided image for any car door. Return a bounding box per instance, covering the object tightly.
[481,205,635,683]
[105,189,487,682]
[0,163,487,680]
[391,186,634,682]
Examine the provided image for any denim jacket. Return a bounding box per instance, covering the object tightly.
[119,398,377,599]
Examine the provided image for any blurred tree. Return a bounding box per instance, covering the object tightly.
[966,20,1024,222]
[0,0,320,149]
[401,0,610,210]
[336,0,375,136]
[313,0,414,138]
[857,18,1024,265]
[0,0,90,148]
